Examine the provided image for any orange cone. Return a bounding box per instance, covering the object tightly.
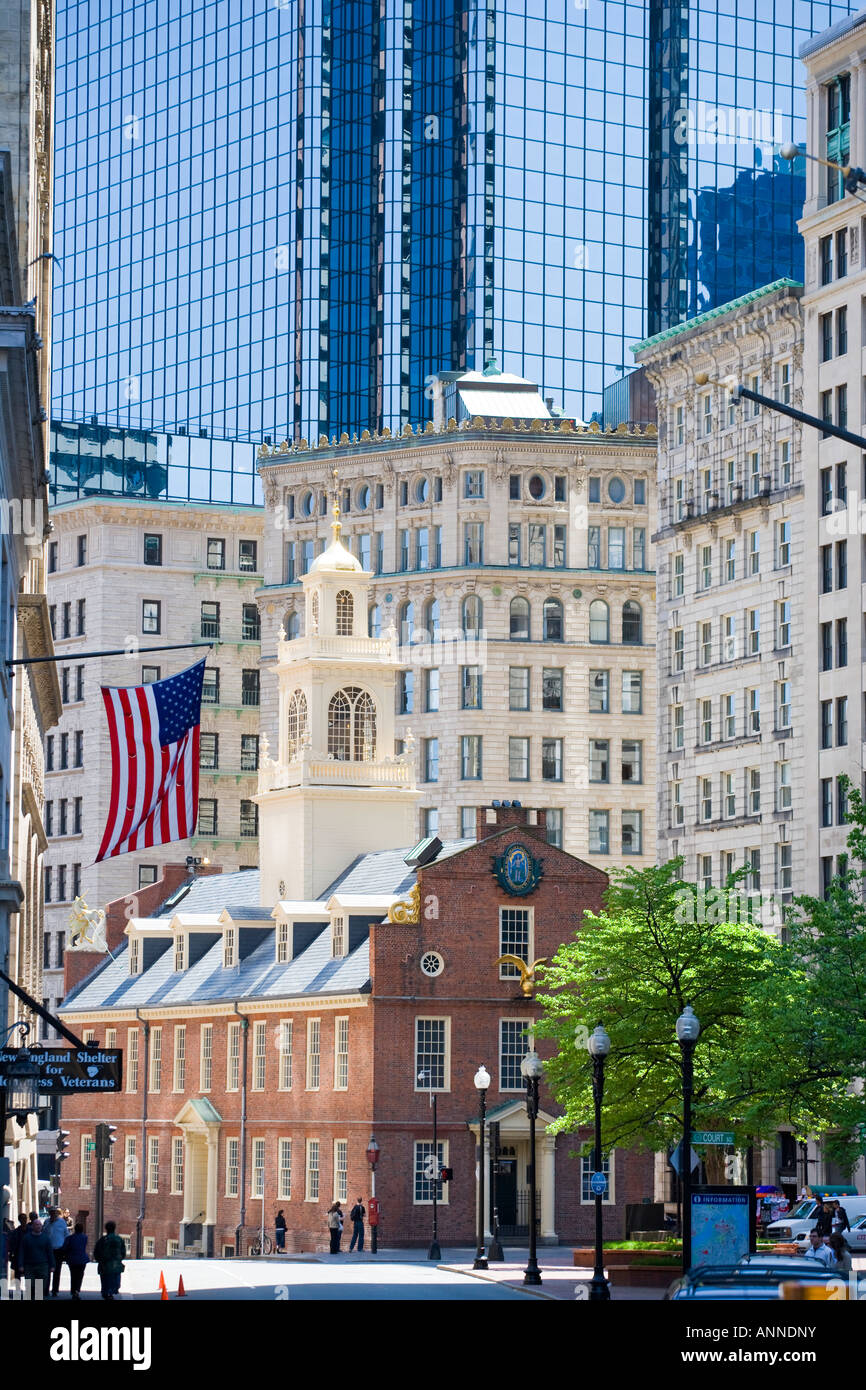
[177,1274,186,1297]
[158,1270,168,1300]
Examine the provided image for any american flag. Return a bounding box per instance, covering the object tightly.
[95,660,205,863]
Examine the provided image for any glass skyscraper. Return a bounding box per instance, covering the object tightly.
[52,1,859,442]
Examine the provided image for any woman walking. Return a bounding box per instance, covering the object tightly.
[20,1218,54,1301]
[275,1209,287,1252]
[827,1232,853,1276]
[64,1223,89,1299]
[327,1202,343,1254]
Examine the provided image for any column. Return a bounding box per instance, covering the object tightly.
[181,1133,194,1225]
[540,1133,557,1241]
[205,1129,219,1227]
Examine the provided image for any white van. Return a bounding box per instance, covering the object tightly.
[767,1195,866,1250]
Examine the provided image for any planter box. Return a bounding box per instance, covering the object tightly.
[573,1247,680,1268]
[616,1265,680,1289]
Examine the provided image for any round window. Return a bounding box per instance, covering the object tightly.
[420,951,444,978]
[358,484,370,510]
[415,478,430,503]
[528,473,545,499]
[608,477,626,504]
[301,490,315,517]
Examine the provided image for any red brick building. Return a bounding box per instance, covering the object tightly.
[57,803,652,1257]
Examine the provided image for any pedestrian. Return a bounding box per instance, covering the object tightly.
[93,1220,126,1300]
[46,1206,70,1297]
[826,1233,852,1276]
[275,1209,287,1252]
[804,1230,834,1267]
[63,1223,89,1299]
[812,1197,833,1238]
[831,1200,851,1234]
[348,1197,366,1252]
[8,1213,28,1283]
[326,1202,343,1254]
[20,1218,53,1300]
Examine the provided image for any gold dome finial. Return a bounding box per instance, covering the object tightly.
[331,466,342,540]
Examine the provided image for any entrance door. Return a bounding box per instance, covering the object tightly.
[496,1159,518,1230]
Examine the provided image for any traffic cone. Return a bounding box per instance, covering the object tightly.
[158,1270,168,1301]
[177,1274,186,1297]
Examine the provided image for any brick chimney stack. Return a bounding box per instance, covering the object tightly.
[475,803,548,843]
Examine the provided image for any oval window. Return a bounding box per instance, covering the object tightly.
[420,951,444,978]
[358,484,370,510]
[301,490,315,517]
[608,477,626,504]
[528,474,545,499]
[415,478,430,503]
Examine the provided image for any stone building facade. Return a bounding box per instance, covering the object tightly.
[799,13,866,898]
[257,367,658,872]
[41,498,264,1028]
[633,280,806,905]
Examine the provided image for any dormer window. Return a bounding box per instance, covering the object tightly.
[276,920,290,964]
[331,915,345,958]
[223,927,236,968]
[129,937,141,975]
[336,590,353,636]
[174,933,186,972]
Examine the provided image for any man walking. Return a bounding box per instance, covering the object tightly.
[349,1198,366,1252]
[813,1198,833,1239]
[93,1220,125,1300]
[47,1207,69,1297]
[804,1230,834,1267]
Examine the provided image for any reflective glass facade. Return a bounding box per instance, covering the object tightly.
[52,1,859,441]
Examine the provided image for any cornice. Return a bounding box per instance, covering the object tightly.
[17,593,62,727]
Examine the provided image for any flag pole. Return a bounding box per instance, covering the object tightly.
[5,641,213,669]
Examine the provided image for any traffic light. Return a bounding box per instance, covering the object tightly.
[440,1166,453,1183]
[55,1129,70,1163]
[94,1123,117,1159]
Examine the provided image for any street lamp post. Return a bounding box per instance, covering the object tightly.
[587,1023,611,1301]
[365,1136,379,1255]
[676,1004,701,1276]
[473,1065,491,1269]
[520,1050,543,1285]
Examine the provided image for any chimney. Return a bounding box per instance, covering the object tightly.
[475,802,548,842]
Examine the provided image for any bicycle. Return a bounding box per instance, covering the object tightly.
[249,1232,273,1256]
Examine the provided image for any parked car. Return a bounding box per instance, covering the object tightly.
[767,1195,866,1250]
[844,1214,866,1253]
[666,1262,845,1301]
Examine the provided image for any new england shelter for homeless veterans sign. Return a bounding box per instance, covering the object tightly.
[0,1047,122,1093]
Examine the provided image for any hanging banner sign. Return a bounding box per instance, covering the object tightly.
[0,1048,122,1093]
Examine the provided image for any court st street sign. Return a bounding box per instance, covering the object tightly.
[692,1131,735,1146]
[0,1048,122,1093]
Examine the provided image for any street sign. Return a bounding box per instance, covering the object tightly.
[692,1131,735,1146]
[0,1047,122,1094]
[590,1171,608,1196]
[85,1141,95,1152]
[669,1141,700,1177]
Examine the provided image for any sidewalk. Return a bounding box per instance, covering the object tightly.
[439,1257,664,1301]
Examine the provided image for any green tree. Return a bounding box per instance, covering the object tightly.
[535,861,780,1173]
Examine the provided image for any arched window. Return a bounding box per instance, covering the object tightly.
[284,610,300,640]
[543,597,563,641]
[510,596,530,641]
[398,600,414,646]
[368,604,381,638]
[424,597,440,640]
[462,594,483,635]
[327,687,377,762]
[336,590,353,636]
[622,600,643,645]
[589,600,609,643]
[287,690,308,759]
[310,591,319,633]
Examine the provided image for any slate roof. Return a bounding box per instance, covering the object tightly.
[60,843,471,1015]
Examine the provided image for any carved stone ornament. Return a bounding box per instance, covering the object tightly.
[387,883,420,924]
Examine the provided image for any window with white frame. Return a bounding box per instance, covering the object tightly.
[124,1136,137,1191]
[334,1017,349,1090]
[306,1019,321,1090]
[722,772,735,819]
[415,1017,449,1091]
[200,1024,213,1092]
[226,1137,240,1197]
[167,1239,180,1257]
[776,680,791,729]
[748,768,761,816]
[173,1025,186,1092]
[147,1137,159,1193]
[699,855,713,892]
[80,1135,93,1187]
[142,1237,155,1258]
[699,777,712,823]
[499,906,531,976]
[127,1028,139,1092]
[776,843,793,893]
[700,545,712,589]
[778,438,791,486]
[699,620,712,666]
[776,520,791,567]
[722,693,735,741]
[776,600,791,649]
[278,1139,292,1200]
[278,1019,293,1090]
[414,1141,449,1204]
[223,927,237,968]
[671,781,684,827]
[723,538,735,583]
[253,1021,267,1090]
[699,698,712,744]
[671,627,683,673]
[746,688,760,734]
[276,919,290,963]
[745,848,761,892]
[251,1138,266,1198]
[305,1139,320,1201]
[334,1139,348,1202]
[722,614,735,662]
[149,1027,162,1093]
[745,608,759,655]
[173,933,186,973]
[672,704,684,750]
[331,914,345,958]
[581,1151,614,1204]
[171,1137,184,1194]
[500,1019,527,1090]
[776,762,792,811]
[227,1022,241,1091]
[129,937,141,975]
